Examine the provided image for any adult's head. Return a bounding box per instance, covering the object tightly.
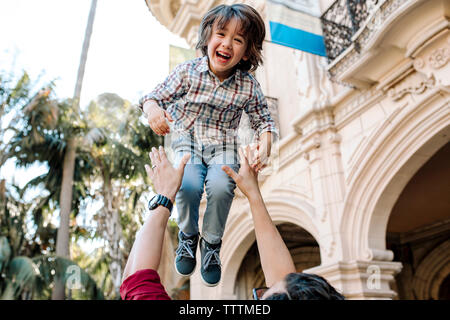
[259,272,345,300]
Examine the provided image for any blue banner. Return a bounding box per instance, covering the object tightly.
[267,0,326,56]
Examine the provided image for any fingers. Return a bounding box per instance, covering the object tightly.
[144,164,153,178]
[254,162,265,173]
[222,165,239,182]
[149,147,161,168]
[246,145,255,165]
[177,153,191,173]
[149,110,170,135]
[238,147,246,166]
[158,145,168,163]
[238,147,251,167]
[165,111,174,122]
[153,116,170,135]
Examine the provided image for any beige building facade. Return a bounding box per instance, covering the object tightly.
[146,0,450,300]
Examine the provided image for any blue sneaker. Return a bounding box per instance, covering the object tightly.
[200,238,222,287]
[174,231,199,277]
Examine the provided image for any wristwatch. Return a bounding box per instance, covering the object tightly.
[148,194,173,213]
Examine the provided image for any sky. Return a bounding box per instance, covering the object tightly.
[0,0,188,249]
[0,0,189,184]
[0,0,189,108]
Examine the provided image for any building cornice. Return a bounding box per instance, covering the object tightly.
[325,0,449,88]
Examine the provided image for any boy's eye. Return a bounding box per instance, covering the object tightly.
[234,38,243,43]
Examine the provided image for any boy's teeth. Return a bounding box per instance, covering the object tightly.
[217,52,230,59]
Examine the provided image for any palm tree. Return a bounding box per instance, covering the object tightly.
[3,82,102,299]
[84,93,162,297]
[0,70,36,170]
[53,0,98,300]
[0,185,103,300]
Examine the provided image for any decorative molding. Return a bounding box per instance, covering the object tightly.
[340,89,450,262]
[364,248,394,261]
[428,46,450,69]
[304,260,403,299]
[387,73,435,101]
[334,87,383,129]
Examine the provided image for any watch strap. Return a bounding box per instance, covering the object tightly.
[149,194,173,213]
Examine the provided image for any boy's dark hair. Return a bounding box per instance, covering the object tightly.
[196,4,266,72]
[265,273,346,300]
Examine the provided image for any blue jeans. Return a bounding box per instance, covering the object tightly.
[172,136,240,244]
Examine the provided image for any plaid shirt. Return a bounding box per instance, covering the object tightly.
[139,56,278,146]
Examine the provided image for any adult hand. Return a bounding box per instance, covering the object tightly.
[145,146,190,203]
[251,132,272,173]
[143,100,173,136]
[222,146,261,201]
[251,141,269,173]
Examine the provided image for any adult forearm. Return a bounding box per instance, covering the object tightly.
[248,193,296,287]
[122,206,170,281]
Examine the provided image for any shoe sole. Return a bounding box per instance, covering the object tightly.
[200,273,220,287]
[174,259,196,277]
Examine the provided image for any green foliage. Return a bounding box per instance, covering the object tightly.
[0,190,103,300]
[1,71,164,299]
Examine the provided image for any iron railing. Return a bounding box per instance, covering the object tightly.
[321,0,371,62]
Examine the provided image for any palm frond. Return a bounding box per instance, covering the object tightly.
[1,256,39,300]
[32,255,104,300]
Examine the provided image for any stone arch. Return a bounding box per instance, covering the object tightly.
[217,188,320,298]
[413,240,450,300]
[340,88,450,261]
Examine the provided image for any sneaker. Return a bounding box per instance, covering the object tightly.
[175,231,199,277]
[199,237,222,287]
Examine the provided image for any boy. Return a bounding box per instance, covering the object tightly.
[139,4,278,286]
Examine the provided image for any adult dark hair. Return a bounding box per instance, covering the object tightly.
[196,4,266,72]
[265,273,346,300]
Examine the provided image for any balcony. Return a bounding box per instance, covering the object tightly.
[319,0,448,88]
[320,0,371,63]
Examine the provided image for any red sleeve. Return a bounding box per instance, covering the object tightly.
[120,269,171,300]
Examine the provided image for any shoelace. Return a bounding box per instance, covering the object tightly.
[176,238,195,258]
[202,246,221,270]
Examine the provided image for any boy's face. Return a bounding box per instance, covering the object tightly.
[207,17,249,82]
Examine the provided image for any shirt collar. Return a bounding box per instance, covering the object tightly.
[196,55,210,73]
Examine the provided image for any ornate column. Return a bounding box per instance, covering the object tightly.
[290,51,345,265]
[304,260,403,299]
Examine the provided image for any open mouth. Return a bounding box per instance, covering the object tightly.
[216,51,231,62]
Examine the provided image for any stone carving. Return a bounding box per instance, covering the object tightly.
[413,57,425,70]
[387,72,435,101]
[428,47,450,69]
[365,248,394,261]
[334,87,380,124]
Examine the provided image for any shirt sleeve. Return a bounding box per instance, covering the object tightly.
[120,269,171,300]
[244,82,279,140]
[138,63,187,111]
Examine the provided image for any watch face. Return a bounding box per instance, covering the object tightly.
[148,195,159,210]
